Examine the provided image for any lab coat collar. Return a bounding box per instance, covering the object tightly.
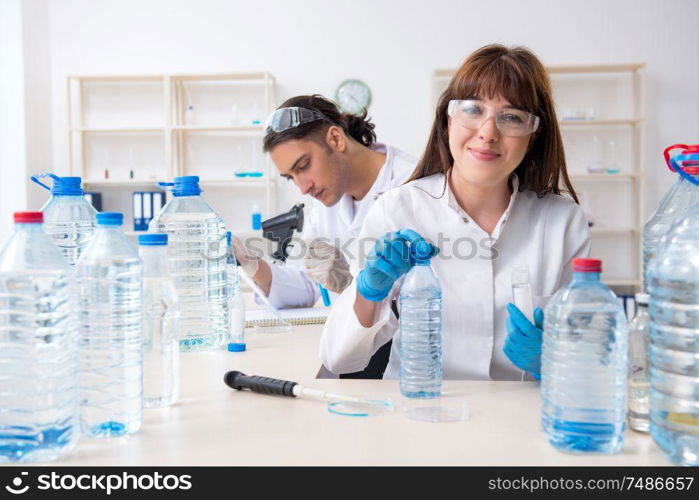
[347,143,396,233]
[410,171,520,240]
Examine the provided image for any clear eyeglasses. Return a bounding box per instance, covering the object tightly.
[447,99,540,137]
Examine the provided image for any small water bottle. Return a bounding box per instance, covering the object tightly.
[77,212,143,438]
[31,173,97,266]
[647,204,699,466]
[628,293,650,433]
[149,176,228,351]
[642,144,699,291]
[511,264,534,322]
[226,232,246,352]
[139,234,180,408]
[0,212,80,462]
[541,258,628,453]
[399,242,442,398]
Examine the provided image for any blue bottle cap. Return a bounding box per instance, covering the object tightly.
[172,176,201,197]
[411,240,433,263]
[227,342,246,352]
[52,176,83,196]
[138,233,168,246]
[96,212,123,226]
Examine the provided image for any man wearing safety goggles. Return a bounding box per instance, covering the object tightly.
[230,95,416,314]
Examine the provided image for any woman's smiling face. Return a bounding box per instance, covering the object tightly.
[448,94,532,188]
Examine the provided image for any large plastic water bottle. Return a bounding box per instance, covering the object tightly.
[628,293,650,433]
[0,212,80,462]
[647,204,699,466]
[643,145,699,291]
[139,234,180,408]
[226,232,246,352]
[31,173,97,266]
[149,176,228,351]
[399,243,442,398]
[76,212,143,438]
[541,258,628,453]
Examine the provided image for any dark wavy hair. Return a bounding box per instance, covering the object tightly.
[409,44,578,203]
[262,94,377,153]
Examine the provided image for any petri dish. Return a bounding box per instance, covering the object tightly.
[401,398,469,423]
[327,399,394,418]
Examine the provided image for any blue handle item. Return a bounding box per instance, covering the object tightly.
[670,153,699,186]
[318,284,331,307]
[31,173,62,192]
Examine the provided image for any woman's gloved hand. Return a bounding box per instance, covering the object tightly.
[355,228,438,302]
[504,303,544,380]
[304,239,352,294]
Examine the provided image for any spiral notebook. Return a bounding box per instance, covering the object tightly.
[245,307,331,327]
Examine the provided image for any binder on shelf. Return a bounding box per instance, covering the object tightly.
[83,192,102,211]
[132,192,145,231]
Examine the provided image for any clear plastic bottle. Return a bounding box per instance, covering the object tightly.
[399,244,442,399]
[76,212,143,438]
[149,176,228,351]
[628,293,650,433]
[226,232,246,352]
[139,234,180,408]
[31,173,97,266]
[647,204,699,466]
[0,212,80,462]
[541,258,628,453]
[642,145,699,292]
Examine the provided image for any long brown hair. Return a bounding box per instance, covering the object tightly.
[409,44,578,202]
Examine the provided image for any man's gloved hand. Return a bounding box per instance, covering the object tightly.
[504,303,544,380]
[356,228,438,302]
[229,235,260,277]
[304,239,352,294]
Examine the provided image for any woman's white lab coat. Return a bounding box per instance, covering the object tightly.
[320,173,591,380]
[265,143,417,308]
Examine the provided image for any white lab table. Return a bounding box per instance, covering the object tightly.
[53,322,671,466]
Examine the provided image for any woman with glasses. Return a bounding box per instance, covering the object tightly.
[232,95,417,317]
[320,44,590,380]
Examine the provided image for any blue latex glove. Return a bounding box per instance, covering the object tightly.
[356,228,438,302]
[504,303,544,380]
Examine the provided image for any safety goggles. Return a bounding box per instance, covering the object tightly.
[447,99,540,137]
[264,107,327,133]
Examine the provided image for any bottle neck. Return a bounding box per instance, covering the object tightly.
[414,260,430,267]
[15,223,44,232]
[139,246,170,276]
[572,271,600,283]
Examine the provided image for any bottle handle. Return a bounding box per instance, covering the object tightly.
[30,172,61,192]
[669,154,699,186]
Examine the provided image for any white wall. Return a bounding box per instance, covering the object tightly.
[7,0,699,225]
[0,0,28,237]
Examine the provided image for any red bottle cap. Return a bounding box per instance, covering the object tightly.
[572,258,602,273]
[664,144,699,174]
[13,211,43,223]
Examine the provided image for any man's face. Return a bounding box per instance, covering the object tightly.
[270,137,349,207]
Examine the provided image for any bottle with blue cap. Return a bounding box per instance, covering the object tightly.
[148,176,228,351]
[0,211,80,462]
[398,240,443,398]
[76,212,143,438]
[31,173,97,266]
[226,232,246,352]
[139,233,180,407]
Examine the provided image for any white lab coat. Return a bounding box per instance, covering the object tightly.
[265,143,417,309]
[320,172,591,380]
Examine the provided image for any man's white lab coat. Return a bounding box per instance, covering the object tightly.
[265,143,417,308]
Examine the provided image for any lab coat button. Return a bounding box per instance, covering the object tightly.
[462,217,469,223]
